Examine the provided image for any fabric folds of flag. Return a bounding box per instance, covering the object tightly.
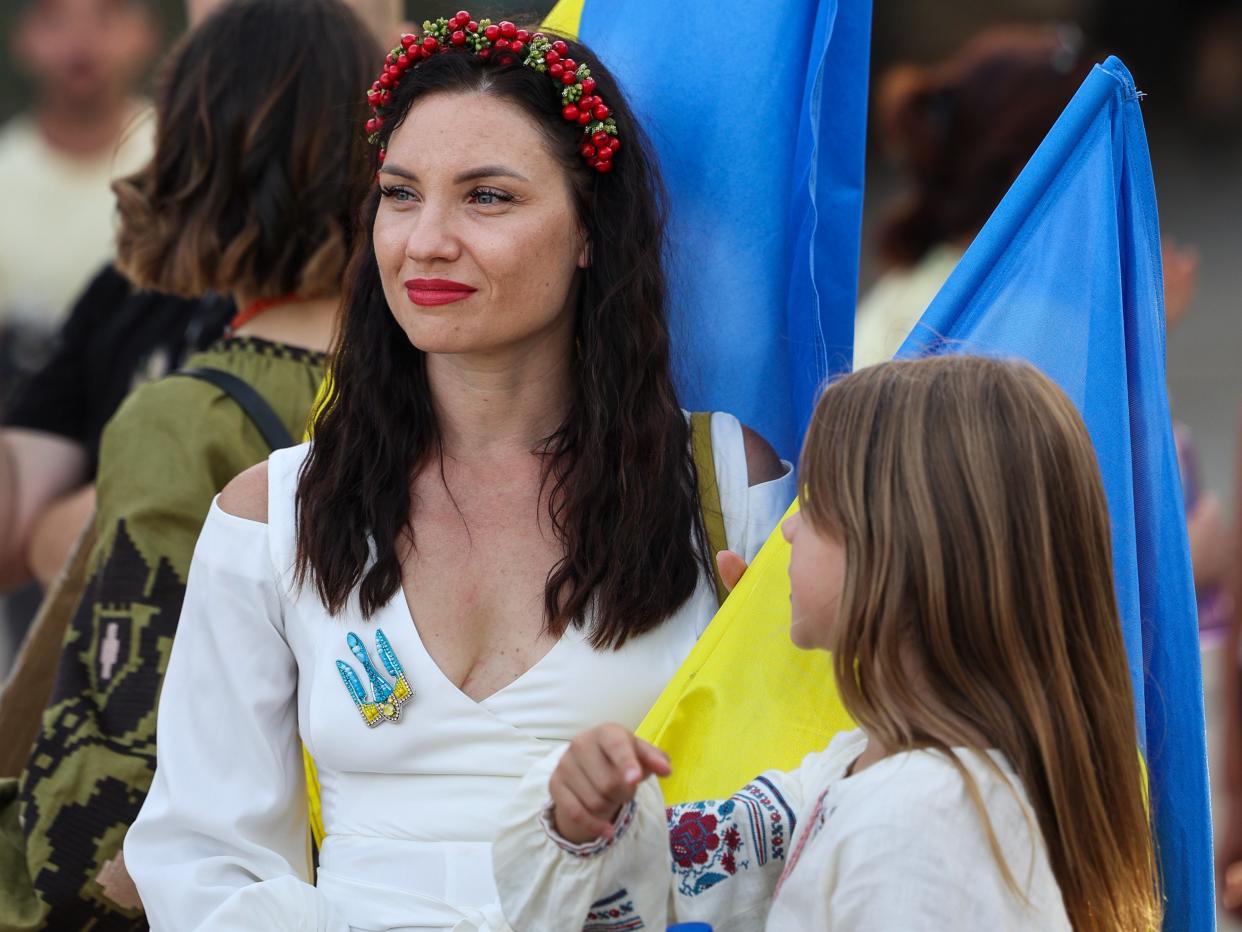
[542,0,871,459]
[895,55,1208,930]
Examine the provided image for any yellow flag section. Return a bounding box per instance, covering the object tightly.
[635,500,855,804]
[541,0,586,40]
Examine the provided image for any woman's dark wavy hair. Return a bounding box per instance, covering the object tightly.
[113,0,379,299]
[295,39,711,649]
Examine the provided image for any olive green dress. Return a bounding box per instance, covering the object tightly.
[0,336,324,931]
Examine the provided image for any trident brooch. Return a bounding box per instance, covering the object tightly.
[335,628,413,727]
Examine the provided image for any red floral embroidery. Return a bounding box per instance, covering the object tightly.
[668,777,797,898]
[670,811,720,868]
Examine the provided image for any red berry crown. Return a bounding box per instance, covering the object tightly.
[365,11,621,174]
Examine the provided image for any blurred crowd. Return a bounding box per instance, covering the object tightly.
[0,0,1238,927]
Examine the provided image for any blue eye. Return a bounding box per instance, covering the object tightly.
[469,187,514,206]
[379,185,416,202]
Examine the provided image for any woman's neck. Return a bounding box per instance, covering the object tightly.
[230,294,340,353]
[427,340,574,462]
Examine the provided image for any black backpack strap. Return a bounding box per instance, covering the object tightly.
[177,367,296,451]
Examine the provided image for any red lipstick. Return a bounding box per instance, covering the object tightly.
[404,278,477,307]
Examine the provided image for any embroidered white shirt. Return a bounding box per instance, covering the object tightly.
[493,729,1071,931]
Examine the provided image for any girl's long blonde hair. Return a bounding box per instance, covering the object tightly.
[801,356,1160,930]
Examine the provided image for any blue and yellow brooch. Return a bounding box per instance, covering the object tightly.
[336,628,413,727]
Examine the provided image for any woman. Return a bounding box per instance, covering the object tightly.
[4,2,380,928]
[125,12,793,931]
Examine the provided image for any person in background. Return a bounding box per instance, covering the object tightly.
[0,0,159,390]
[0,275,232,595]
[0,271,232,766]
[0,0,382,928]
[853,25,1091,368]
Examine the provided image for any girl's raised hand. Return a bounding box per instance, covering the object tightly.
[549,723,672,844]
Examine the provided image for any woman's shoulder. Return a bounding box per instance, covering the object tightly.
[700,412,794,562]
[218,441,312,523]
[698,411,784,488]
[219,461,269,523]
[740,422,784,486]
[214,441,311,590]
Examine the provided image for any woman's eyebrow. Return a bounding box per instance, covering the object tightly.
[377,164,531,184]
[453,165,531,183]
[378,164,417,181]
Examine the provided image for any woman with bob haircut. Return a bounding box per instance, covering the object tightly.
[6,0,380,926]
[125,9,793,930]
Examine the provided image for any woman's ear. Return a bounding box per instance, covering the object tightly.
[578,238,592,269]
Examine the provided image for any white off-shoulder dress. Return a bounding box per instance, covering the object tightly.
[124,413,794,932]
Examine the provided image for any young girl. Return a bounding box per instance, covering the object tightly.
[492,356,1161,931]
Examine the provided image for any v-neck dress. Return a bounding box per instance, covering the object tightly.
[124,413,795,931]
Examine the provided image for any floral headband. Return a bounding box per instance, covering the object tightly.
[365,10,622,174]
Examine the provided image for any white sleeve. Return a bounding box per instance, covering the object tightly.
[493,749,819,932]
[493,747,675,931]
[710,412,795,564]
[124,502,346,931]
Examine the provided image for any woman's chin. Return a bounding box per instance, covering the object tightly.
[393,318,487,356]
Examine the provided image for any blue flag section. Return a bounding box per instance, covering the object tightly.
[562,0,870,459]
[899,57,1211,929]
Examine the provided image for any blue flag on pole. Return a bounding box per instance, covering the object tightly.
[899,56,1211,929]
[543,0,871,458]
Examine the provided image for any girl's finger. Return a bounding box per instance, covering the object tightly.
[558,748,613,817]
[636,738,672,777]
[583,731,642,805]
[597,725,645,785]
